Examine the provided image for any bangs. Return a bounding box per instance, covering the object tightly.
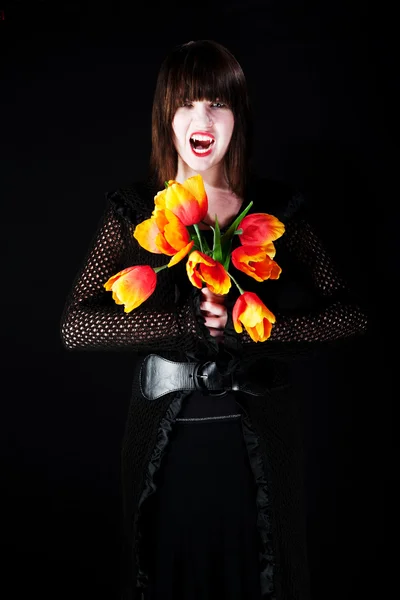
[170,67,234,106]
[165,43,242,112]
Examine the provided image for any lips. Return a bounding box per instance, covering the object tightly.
[189,131,215,157]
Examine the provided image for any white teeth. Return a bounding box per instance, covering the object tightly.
[192,146,212,153]
[190,134,214,142]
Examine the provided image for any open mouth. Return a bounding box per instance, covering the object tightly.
[189,134,215,155]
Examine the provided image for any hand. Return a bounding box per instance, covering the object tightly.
[199,286,228,342]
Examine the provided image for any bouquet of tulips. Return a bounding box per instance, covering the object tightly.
[104,174,285,342]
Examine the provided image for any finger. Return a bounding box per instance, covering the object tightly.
[200,301,226,316]
[201,287,226,304]
[203,315,228,330]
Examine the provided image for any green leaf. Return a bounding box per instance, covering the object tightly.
[211,214,222,262]
[193,223,204,253]
[189,225,211,254]
[223,252,231,271]
[220,237,233,267]
[220,200,253,246]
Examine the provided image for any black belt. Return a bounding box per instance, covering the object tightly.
[139,354,267,401]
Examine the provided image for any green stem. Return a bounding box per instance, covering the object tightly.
[228,272,245,294]
[154,264,169,273]
[193,223,204,253]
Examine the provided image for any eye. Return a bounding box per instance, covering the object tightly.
[182,100,193,107]
[211,101,226,108]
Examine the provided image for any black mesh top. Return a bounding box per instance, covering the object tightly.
[60,175,368,362]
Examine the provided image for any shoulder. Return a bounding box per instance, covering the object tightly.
[246,175,307,222]
[105,176,159,223]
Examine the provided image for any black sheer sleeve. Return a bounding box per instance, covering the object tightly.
[60,191,210,354]
[225,193,368,359]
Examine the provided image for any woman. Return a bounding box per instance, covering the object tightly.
[60,40,368,600]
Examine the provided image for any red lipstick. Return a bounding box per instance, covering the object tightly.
[190,131,215,140]
[189,131,215,157]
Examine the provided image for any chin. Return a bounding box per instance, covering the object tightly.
[187,154,217,169]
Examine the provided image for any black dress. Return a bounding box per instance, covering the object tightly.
[141,391,263,600]
[60,176,368,600]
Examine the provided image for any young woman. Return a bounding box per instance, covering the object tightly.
[60,40,368,600]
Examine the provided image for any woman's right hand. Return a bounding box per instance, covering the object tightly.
[199,286,228,342]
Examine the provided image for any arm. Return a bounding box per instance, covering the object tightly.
[268,214,367,342]
[226,197,368,358]
[60,191,210,354]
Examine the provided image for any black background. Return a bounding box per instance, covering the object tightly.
[1,1,396,598]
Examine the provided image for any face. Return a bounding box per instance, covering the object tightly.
[172,99,235,179]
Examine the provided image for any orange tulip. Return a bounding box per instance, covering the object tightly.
[154,175,208,226]
[186,250,231,295]
[104,265,156,313]
[133,208,194,266]
[232,291,276,342]
[231,245,282,282]
[238,213,285,248]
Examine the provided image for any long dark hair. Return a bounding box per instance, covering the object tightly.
[149,40,253,197]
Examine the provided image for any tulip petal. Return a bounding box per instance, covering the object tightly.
[104,265,156,312]
[165,185,200,226]
[165,178,208,226]
[163,209,190,250]
[136,208,191,256]
[154,188,167,210]
[263,241,276,260]
[201,262,231,295]
[231,245,282,282]
[269,261,282,280]
[186,251,207,288]
[168,240,194,267]
[104,268,131,291]
[154,209,169,231]
[239,213,285,247]
[181,174,208,218]
[186,250,231,293]
[155,232,176,255]
[232,292,275,342]
[133,218,162,254]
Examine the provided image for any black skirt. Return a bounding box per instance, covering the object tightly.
[141,411,263,600]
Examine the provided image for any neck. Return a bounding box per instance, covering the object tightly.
[174,161,230,191]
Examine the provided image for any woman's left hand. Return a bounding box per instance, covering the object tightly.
[199,286,228,342]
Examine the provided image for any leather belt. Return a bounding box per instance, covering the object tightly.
[139,353,266,401]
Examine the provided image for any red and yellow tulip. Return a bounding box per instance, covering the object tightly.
[238,213,285,248]
[186,250,231,295]
[133,208,194,267]
[104,265,156,313]
[232,291,276,342]
[231,245,282,282]
[154,174,208,226]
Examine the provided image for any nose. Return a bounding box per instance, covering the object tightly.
[193,103,213,126]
